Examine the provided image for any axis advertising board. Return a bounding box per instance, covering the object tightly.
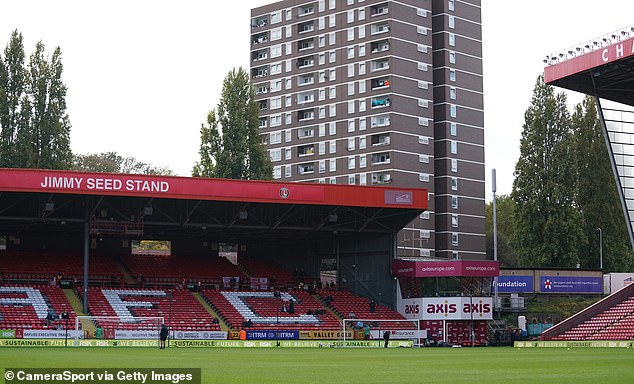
[398,297,493,320]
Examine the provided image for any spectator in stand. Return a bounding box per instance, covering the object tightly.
[288,299,295,314]
[159,324,169,349]
[369,300,376,313]
[55,272,63,287]
[139,273,145,287]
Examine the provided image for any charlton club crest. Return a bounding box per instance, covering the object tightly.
[279,187,290,199]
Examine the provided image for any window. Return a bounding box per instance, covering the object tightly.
[419,154,429,163]
[347,28,354,41]
[286,8,292,20]
[319,123,326,137]
[329,103,336,117]
[358,62,366,75]
[347,10,354,23]
[329,68,336,80]
[286,25,292,38]
[285,165,291,178]
[285,129,291,143]
[449,51,456,64]
[359,136,366,149]
[329,15,336,28]
[449,33,455,47]
[330,177,337,184]
[358,44,366,56]
[359,155,366,168]
[319,0,325,12]
[271,27,282,40]
[270,79,282,92]
[329,158,337,172]
[448,0,455,11]
[451,195,458,209]
[358,80,366,93]
[285,95,292,107]
[329,140,337,154]
[319,71,326,83]
[319,159,326,173]
[419,173,429,182]
[329,86,336,99]
[285,43,292,56]
[273,166,282,179]
[348,175,356,185]
[451,177,458,191]
[285,147,292,159]
[270,114,282,127]
[329,51,336,63]
[450,122,457,136]
[329,0,336,10]
[285,113,291,125]
[269,131,282,144]
[270,45,282,58]
[348,156,356,169]
[450,87,457,100]
[347,137,355,150]
[319,16,325,30]
[449,15,455,28]
[319,35,326,47]
[348,82,355,96]
[348,64,355,78]
[319,106,326,119]
[449,69,456,82]
[319,141,326,155]
[271,11,282,24]
[270,96,282,109]
[348,119,355,132]
[451,233,458,247]
[359,100,366,112]
[329,122,337,136]
[270,62,281,75]
[285,78,292,90]
[450,140,457,154]
[328,32,336,45]
[360,173,366,185]
[358,118,366,130]
[451,159,458,172]
[358,25,365,39]
[348,100,355,114]
[450,104,457,118]
[359,8,365,20]
[319,53,326,65]
[270,148,281,162]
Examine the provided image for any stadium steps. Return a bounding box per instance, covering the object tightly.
[192,292,229,331]
[113,258,137,285]
[62,288,97,336]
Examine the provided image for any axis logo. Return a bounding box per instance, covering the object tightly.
[425,301,457,316]
[404,304,419,314]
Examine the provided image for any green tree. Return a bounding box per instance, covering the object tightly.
[486,194,518,266]
[73,151,173,175]
[0,31,72,169]
[0,30,26,167]
[193,67,272,180]
[572,96,634,271]
[512,76,583,268]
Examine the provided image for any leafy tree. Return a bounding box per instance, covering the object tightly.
[572,96,634,271]
[73,151,173,176]
[512,76,583,268]
[193,67,272,180]
[0,31,72,169]
[0,30,26,167]
[485,194,518,266]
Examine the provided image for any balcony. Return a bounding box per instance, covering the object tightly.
[252,66,268,79]
[371,40,390,53]
[252,32,268,45]
[298,5,314,17]
[298,38,315,51]
[298,109,315,121]
[297,56,315,69]
[298,74,315,86]
[298,163,315,175]
[370,3,389,17]
[252,50,268,62]
[371,114,390,128]
[371,152,391,165]
[298,21,315,34]
[298,144,315,157]
[372,172,391,184]
[371,97,391,109]
[371,134,390,146]
[371,23,390,35]
[251,16,268,29]
[371,59,389,72]
[371,77,390,90]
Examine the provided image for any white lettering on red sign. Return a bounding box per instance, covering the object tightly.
[40,176,170,193]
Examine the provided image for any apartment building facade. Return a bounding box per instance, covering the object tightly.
[250,0,485,260]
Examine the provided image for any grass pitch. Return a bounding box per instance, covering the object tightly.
[1,347,633,384]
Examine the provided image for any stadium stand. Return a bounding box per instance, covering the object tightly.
[202,289,341,331]
[0,285,76,330]
[81,287,220,332]
[543,283,634,341]
[319,289,415,330]
[121,254,244,288]
[239,258,297,289]
[0,250,121,286]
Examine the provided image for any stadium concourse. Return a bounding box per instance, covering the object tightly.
[0,168,429,346]
[539,26,634,342]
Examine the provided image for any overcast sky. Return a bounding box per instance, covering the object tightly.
[1,1,633,199]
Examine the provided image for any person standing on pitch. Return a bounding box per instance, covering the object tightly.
[159,324,169,349]
[383,330,390,348]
